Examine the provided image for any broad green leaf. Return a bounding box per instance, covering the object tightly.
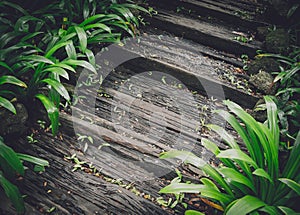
[63,59,96,73]
[0,96,16,114]
[206,124,239,149]
[42,78,70,101]
[45,40,72,58]
[0,61,13,72]
[35,94,59,135]
[84,49,96,67]
[278,178,300,195]
[278,206,299,215]
[160,150,233,196]
[17,153,49,167]
[65,41,77,60]
[226,195,266,215]
[200,178,219,191]
[259,205,281,214]
[83,23,111,33]
[185,210,205,215]
[121,3,151,14]
[21,55,54,65]
[74,26,87,52]
[159,182,233,204]
[79,14,106,27]
[253,169,272,183]
[219,167,255,192]
[0,140,24,175]
[201,138,220,155]
[214,109,262,168]
[0,75,27,88]
[0,172,25,214]
[217,149,258,169]
[53,63,76,73]
[43,67,69,80]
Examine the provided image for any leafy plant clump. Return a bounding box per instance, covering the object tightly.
[0,0,148,213]
[0,136,49,214]
[0,0,149,135]
[159,96,300,214]
[257,50,300,141]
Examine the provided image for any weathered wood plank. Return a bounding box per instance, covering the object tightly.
[147,10,262,57]
[3,134,171,215]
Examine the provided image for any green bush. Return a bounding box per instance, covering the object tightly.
[0,136,49,214]
[257,51,300,141]
[159,96,300,214]
[0,0,148,135]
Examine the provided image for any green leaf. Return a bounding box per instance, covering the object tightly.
[0,172,25,214]
[45,40,72,58]
[62,59,96,73]
[160,150,234,197]
[83,23,111,33]
[65,41,77,60]
[226,195,266,215]
[0,140,24,175]
[21,55,54,65]
[185,210,205,215]
[278,206,299,215]
[217,149,258,168]
[159,182,233,204]
[42,78,70,101]
[84,49,96,67]
[0,96,16,114]
[79,14,106,27]
[206,124,239,149]
[74,26,87,52]
[35,94,59,135]
[200,178,219,191]
[17,153,49,167]
[53,63,76,73]
[43,67,69,80]
[0,61,13,72]
[252,168,272,183]
[278,178,300,195]
[219,167,255,192]
[0,75,27,88]
[201,138,220,155]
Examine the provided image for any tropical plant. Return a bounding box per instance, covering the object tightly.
[0,0,148,135]
[159,96,300,214]
[0,136,49,214]
[257,50,300,141]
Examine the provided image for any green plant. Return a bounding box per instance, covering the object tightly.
[0,136,49,214]
[257,51,300,140]
[0,75,27,114]
[0,0,148,135]
[157,169,188,209]
[159,96,300,214]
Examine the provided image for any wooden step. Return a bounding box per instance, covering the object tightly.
[146,10,263,57]
[148,0,267,30]
[97,39,260,109]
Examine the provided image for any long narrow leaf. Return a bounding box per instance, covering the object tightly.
[35,94,59,135]
[226,195,266,215]
[41,78,70,100]
[0,140,24,175]
[0,75,27,88]
[0,96,16,114]
[0,172,25,214]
